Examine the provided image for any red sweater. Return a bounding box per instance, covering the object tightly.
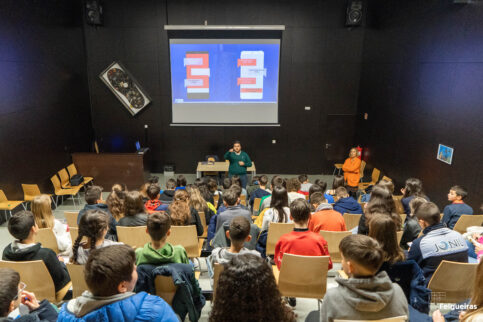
[274,228,333,270]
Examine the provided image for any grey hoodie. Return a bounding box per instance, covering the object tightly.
[66,291,135,317]
[315,203,334,212]
[320,271,408,322]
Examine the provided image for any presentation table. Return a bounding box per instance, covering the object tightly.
[196,161,256,178]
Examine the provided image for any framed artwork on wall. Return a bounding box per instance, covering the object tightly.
[99,61,151,116]
[437,144,454,165]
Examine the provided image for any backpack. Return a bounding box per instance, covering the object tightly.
[70,174,84,186]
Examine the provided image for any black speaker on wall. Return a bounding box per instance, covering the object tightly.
[85,0,103,26]
[346,0,363,27]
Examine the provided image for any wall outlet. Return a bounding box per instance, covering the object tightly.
[272,139,276,144]
[305,106,311,111]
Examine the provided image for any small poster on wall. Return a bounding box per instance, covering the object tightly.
[99,61,151,116]
[437,144,454,165]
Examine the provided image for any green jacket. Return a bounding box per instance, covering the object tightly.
[224,151,252,175]
[135,242,189,266]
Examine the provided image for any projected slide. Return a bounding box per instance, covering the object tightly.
[170,39,280,124]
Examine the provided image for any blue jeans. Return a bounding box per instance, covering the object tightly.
[230,173,247,189]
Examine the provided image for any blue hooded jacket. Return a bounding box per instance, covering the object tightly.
[333,197,363,215]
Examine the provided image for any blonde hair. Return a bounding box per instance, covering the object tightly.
[168,200,190,226]
[31,195,54,229]
[186,185,207,213]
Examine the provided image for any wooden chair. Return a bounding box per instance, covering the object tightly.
[240,194,247,206]
[167,225,201,258]
[333,163,343,175]
[399,214,407,224]
[198,211,207,238]
[359,160,366,182]
[319,230,352,262]
[334,316,408,322]
[252,197,262,215]
[343,213,362,230]
[393,196,405,214]
[50,175,81,207]
[117,226,150,248]
[58,168,84,190]
[21,184,55,207]
[275,254,330,320]
[64,211,79,228]
[396,231,403,244]
[266,223,295,256]
[453,215,483,234]
[359,168,381,190]
[66,263,89,298]
[427,260,477,303]
[155,276,178,306]
[0,190,25,222]
[382,176,392,182]
[0,260,71,303]
[70,227,79,244]
[67,163,94,186]
[36,228,60,254]
[212,263,224,301]
[213,194,219,208]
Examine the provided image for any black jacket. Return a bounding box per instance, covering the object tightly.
[400,216,422,250]
[159,190,175,204]
[2,243,70,292]
[0,300,58,322]
[77,203,118,241]
[118,213,148,226]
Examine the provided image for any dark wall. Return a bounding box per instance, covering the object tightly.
[356,0,483,210]
[0,0,93,200]
[84,0,365,174]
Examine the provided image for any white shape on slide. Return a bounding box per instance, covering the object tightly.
[240,51,264,100]
[190,68,210,76]
[184,79,204,87]
[184,57,203,66]
[187,88,209,93]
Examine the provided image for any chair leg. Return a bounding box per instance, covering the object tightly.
[51,196,57,208]
[71,194,76,207]
[21,202,27,210]
[318,299,323,322]
[332,167,336,176]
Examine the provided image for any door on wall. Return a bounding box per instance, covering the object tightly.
[323,114,356,173]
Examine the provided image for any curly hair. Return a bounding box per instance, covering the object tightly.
[71,210,109,264]
[174,189,189,202]
[168,200,190,226]
[365,185,401,230]
[210,254,295,322]
[106,189,125,221]
[186,185,208,214]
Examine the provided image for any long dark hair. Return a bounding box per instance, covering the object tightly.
[270,185,289,223]
[366,186,401,230]
[71,210,109,264]
[369,214,405,264]
[210,254,295,322]
[402,178,425,198]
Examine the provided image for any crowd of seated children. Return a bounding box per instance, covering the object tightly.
[325,175,345,201]
[313,179,335,204]
[166,189,203,236]
[0,267,58,322]
[117,191,148,227]
[442,185,473,229]
[210,253,296,322]
[159,178,176,204]
[136,212,189,266]
[320,234,408,321]
[106,183,126,221]
[298,174,312,194]
[401,178,429,216]
[408,202,468,281]
[32,194,71,256]
[400,197,425,250]
[77,185,117,240]
[286,178,305,204]
[261,185,291,232]
[71,210,122,265]
[260,176,286,211]
[342,147,361,198]
[144,183,164,214]
[333,186,363,216]
[361,177,395,203]
[215,188,252,233]
[274,198,332,270]
[175,174,187,191]
[58,245,178,321]
[308,192,346,233]
[2,211,71,296]
[249,174,271,210]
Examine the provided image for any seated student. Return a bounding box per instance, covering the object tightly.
[136,212,189,266]
[401,178,429,216]
[2,211,71,294]
[159,178,176,204]
[261,185,291,232]
[400,197,425,250]
[333,186,363,215]
[320,234,408,321]
[106,184,126,222]
[313,179,335,204]
[118,191,148,227]
[208,216,260,276]
[274,199,333,270]
[207,177,222,198]
[325,175,345,200]
[246,175,260,199]
[77,185,117,240]
[260,176,286,211]
[298,174,312,194]
[249,175,271,210]
[144,183,163,214]
[408,202,468,281]
[58,245,178,321]
[186,184,214,225]
[210,254,295,322]
[442,185,474,230]
[286,178,306,204]
[215,188,252,233]
[308,192,346,233]
[217,184,249,214]
[231,175,247,198]
[175,174,187,190]
[0,268,58,322]
[71,210,122,265]
[32,194,71,256]
[167,190,203,236]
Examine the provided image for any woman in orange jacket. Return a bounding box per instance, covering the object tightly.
[342,147,361,198]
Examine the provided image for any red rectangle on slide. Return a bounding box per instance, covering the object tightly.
[237,58,257,67]
[240,88,263,93]
[186,53,209,88]
[237,77,257,85]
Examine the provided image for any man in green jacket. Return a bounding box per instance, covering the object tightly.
[224,141,252,189]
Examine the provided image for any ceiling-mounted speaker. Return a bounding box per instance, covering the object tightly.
[346,0,363,27]
[85,0,103,26]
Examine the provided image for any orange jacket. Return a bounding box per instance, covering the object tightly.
[342,157,361,187]
[308,209,347,233]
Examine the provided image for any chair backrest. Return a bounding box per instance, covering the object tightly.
[453,215,483,234]
[253,198,262,213]
[266,223,295,256]
[154,275,178,306]
[66,263,89,298]
[117,226,150,248]
[0,190,8,203]
[319,230,352,262]
[64,211,79,228]
[70,227,79,244]
[240,194,247,206]
[278,254,330,299]
[0,260,56,302]
[58,168,70,186]
[166,225,200,258]
[198,211,207,237]
[22,184,42,201]
[382,176,392,182]
[393,196,405,215]
[50,175,62,193]
[213,263,225,301]
[360,160,366,179]
[372,168,381,183]
[334,316,408,322]
[67,163,78,178]
[396,230,403,244]
[428,260,477,303]
[343,213,362,230]
[36,228,60,254]
[399,214,407,224]
[213,194,219,208]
